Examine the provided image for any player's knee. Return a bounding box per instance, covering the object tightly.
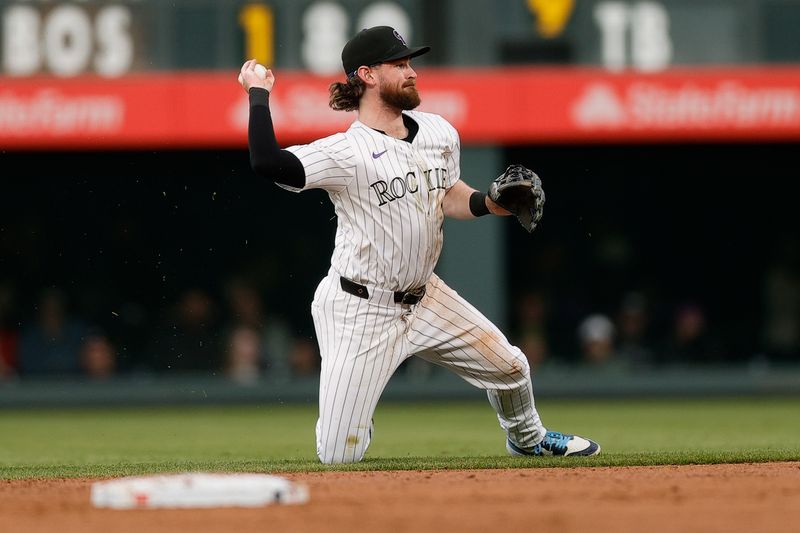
[316,423,372,465]
[484,346,531,381]
[506,351,530,380]
[317,441,366,465]
[316,417,374,464]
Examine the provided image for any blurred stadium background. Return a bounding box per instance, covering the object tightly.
[1,0,799,407]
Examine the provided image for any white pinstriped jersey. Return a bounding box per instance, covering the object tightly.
[273,107,548,465]
[284,110,460,291]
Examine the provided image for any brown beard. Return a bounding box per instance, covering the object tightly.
[379,80,421,111]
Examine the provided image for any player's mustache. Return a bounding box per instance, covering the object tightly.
[403,80,416,88]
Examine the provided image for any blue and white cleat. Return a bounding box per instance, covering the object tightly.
[507,431,601,457]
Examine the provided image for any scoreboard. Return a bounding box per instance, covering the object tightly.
[2,1,800,149]
[0,0,425,76]
[2,0,800,78]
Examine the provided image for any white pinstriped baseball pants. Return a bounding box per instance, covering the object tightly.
[311,269,546,464]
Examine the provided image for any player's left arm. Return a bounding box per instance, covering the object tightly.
[439,120,509,220]
[443,180,510,220]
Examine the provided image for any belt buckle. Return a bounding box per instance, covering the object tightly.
[401,286,426,305]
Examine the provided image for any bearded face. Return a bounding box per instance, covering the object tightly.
[378,76,421,111]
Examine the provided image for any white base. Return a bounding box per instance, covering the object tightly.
[91,472,309,509]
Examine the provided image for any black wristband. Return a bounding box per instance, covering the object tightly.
[249,86,269,105]
[469,191,491,217]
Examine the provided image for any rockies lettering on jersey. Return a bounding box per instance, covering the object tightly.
[369,168,449,206]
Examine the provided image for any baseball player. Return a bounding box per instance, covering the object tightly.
[239,26,600,464]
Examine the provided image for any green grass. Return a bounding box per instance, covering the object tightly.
[1,397,799,479]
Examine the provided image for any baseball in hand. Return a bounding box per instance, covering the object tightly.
[255,64,268,79]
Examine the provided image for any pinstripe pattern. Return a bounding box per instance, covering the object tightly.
[409,274,543,452]
[285,112,544,464]
[311,270,544,464]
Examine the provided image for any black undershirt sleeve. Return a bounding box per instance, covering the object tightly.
[248,88,306,189]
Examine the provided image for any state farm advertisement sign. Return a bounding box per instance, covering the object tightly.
[0,90,124,135]
[2,66,800,149]
[571,78,800,136]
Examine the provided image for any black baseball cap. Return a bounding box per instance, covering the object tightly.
[342,26,430,78]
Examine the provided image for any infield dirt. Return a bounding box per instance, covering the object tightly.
[2,462,799,533]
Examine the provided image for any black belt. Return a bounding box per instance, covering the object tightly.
[340,277,426,305]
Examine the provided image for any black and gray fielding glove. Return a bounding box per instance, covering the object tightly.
[488,164,545,233]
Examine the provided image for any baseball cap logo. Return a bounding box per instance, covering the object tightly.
[393,30,407,45]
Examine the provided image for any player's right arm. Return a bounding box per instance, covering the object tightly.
[239,60,306,189]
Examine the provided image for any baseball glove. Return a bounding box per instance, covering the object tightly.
[488,164,545,233]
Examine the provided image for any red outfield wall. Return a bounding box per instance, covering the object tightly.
[2,66,800,149]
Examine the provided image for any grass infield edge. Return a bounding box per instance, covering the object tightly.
[3,450,800,480]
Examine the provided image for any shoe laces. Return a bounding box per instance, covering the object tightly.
[541,431,571,454]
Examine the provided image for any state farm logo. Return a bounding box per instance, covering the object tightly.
[572,83,626,127]
[571,81,800,130]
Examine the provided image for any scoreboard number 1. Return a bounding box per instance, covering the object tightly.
[239,3,274,68]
